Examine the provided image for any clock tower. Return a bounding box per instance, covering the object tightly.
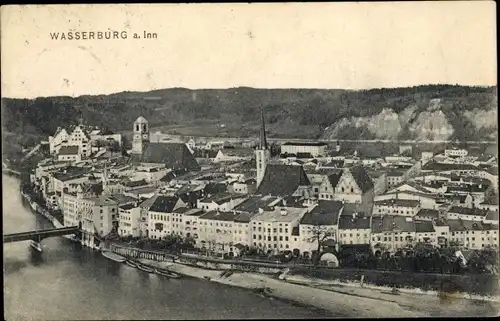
[131,116,149,155]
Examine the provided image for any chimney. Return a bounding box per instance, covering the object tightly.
[258,208,264,214]
[283,199,287,207]
[280,208,287,216]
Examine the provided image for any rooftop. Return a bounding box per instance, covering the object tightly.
[256,164,311,197]
[282,142,328,147]
[374,199,421,208]
[233,195,280,213]
[141,142,201,171]
[348,166,374,193]
[338,215,371,230]
[414,208,440,219]
[149,195,181,213]
[372,215,415,233]
[415,221,435,233]
[251,206,308,223]
[300,200,344,226]
[448,206,490,217]
[199,210,239,222]
[58,145,79,156]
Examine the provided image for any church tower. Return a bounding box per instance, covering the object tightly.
[256,106,271,187]
[131,116,149,155]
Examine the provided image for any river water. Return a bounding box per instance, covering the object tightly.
[3,174,336,320]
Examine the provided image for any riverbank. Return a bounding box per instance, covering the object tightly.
[136,258,500,317]
[19,181,500,317]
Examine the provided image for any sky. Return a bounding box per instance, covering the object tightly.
[1,2,497,99]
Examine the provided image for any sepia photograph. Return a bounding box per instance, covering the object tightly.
[1,2,499,319]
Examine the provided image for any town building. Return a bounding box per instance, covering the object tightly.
[147,195,186,239]
[118,203,141,237]
[197,210,238,254]
[317,171,342,200]
[386,170,406,189]
[250,205,310,254]
[447,219,498,249]
[446,206,492,222]
[299,200,344,254]
[373,199,421,217]
[280,142,328,157]
[445,148,468,158]
[57,146,81,163]
[371,216,416,253]
[333,166,374,213]
[337,204,371,246]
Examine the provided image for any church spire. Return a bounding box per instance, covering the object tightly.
[259,106,268,150]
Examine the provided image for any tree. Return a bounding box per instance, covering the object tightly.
[108,140,120,153]
[306,222,336,266]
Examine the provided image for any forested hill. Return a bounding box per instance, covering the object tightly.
[1,85,497,160]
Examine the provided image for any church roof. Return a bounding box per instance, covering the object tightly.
[140,142,201,171]
[256,164,311,197]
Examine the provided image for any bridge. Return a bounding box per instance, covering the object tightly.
[3,226,81,244]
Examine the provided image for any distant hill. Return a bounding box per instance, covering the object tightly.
[1,85,497,162]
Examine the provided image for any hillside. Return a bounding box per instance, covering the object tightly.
[1,85,497,162]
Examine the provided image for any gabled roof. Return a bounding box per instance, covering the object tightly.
[300,200,343,225]
[389,181,433,194]
[256,164,311,197]
[149,195,180,213]
[58,145,79,156]
[141,143,201,171]
[349,166,374,193]
[139,194,160,209]
[326,171,342,188]
[160,168,188,182]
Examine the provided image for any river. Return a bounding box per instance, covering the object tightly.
[3,174,335,320]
